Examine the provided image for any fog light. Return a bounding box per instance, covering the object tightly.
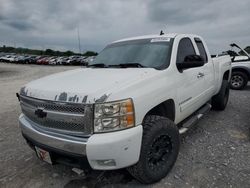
[96,159,116,167]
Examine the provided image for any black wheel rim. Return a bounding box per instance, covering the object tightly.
[147,135,172,171]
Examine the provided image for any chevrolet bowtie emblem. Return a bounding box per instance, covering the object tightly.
[35,108,47,118]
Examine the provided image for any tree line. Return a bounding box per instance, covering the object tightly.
[0,45,98,56]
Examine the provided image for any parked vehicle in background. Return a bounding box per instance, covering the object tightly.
[0,52,96,66]
[71,56,83,66]
[22,55,33,64]
[0,55,5,62]
[14,56,26,64]
[48,57,57,65]
[11,55,35,64]
[36,57,44,65]
[229,43,250,90]
[1,55,16,63]
[55,57,64,65]
[17,33,231,184]
[65,56,75,65]
[84,56,95,64]
[79,57,88,66]
[35,56,43,63]
[36,57,47,65]
[27,55,39,64]
[65,56,77,65]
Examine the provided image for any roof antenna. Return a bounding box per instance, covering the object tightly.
[160,30,164,35]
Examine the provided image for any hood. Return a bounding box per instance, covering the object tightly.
[21,68,158,103]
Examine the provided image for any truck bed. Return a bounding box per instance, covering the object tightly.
[212,55,232,94]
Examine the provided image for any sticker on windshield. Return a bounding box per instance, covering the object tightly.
[151,37,171,43]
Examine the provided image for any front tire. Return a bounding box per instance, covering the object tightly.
[230,71,248,90]
[212,80,230,110]
[127,115,180,184]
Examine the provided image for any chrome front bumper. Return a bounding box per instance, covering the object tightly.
[19,114,87,155]
[19,113,143,170]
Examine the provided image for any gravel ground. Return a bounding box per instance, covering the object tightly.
[0,63,249,188]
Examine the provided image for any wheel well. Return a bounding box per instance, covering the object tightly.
[144,99,175,122]
[223,70,230,81]
[232,68,250,79]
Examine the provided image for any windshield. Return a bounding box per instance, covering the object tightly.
[90,38,173,69]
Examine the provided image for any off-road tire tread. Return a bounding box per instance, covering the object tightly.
[212,80,229,110]
[127,115,180,184]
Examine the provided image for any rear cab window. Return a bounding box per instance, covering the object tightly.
[194,38,208,63]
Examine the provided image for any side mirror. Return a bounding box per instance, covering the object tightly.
[177,55,205,71]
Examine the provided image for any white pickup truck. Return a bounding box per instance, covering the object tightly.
[17,33,231,184]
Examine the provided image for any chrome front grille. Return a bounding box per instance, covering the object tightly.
[20,95,85,114]
[19,95,93,136]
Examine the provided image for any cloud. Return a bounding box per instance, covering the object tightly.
[3,20,36,30]
[0,0,249,54]
[146,0,218,25]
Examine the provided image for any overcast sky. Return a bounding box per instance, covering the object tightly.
[0,0,249,54]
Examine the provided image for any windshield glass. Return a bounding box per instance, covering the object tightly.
[90,38,173,69]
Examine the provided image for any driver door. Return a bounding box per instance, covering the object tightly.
[176,38,207,120]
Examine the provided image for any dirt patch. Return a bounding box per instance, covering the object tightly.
[0,69,19,77]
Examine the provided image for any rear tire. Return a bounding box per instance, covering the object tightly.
[127,115,180,184]
[230,71,248,90]
[212,80,229,110]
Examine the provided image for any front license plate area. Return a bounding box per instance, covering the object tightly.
[35,146,52,164]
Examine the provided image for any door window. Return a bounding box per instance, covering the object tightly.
[176,38,196,64]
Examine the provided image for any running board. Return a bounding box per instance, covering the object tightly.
[179,103,211,134]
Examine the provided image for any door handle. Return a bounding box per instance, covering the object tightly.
[197,72,205,78]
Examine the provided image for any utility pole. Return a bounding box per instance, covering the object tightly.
[77,26,81,54]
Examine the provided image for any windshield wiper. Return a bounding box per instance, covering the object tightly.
[88,63,109,68]
[118,63,147,68]
[88,62,149,68]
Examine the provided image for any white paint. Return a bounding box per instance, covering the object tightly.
[86,125,142,170]
[112,34,177,44]
[232,60,250,69]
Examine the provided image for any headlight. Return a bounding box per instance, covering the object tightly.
[94,98,135,133]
